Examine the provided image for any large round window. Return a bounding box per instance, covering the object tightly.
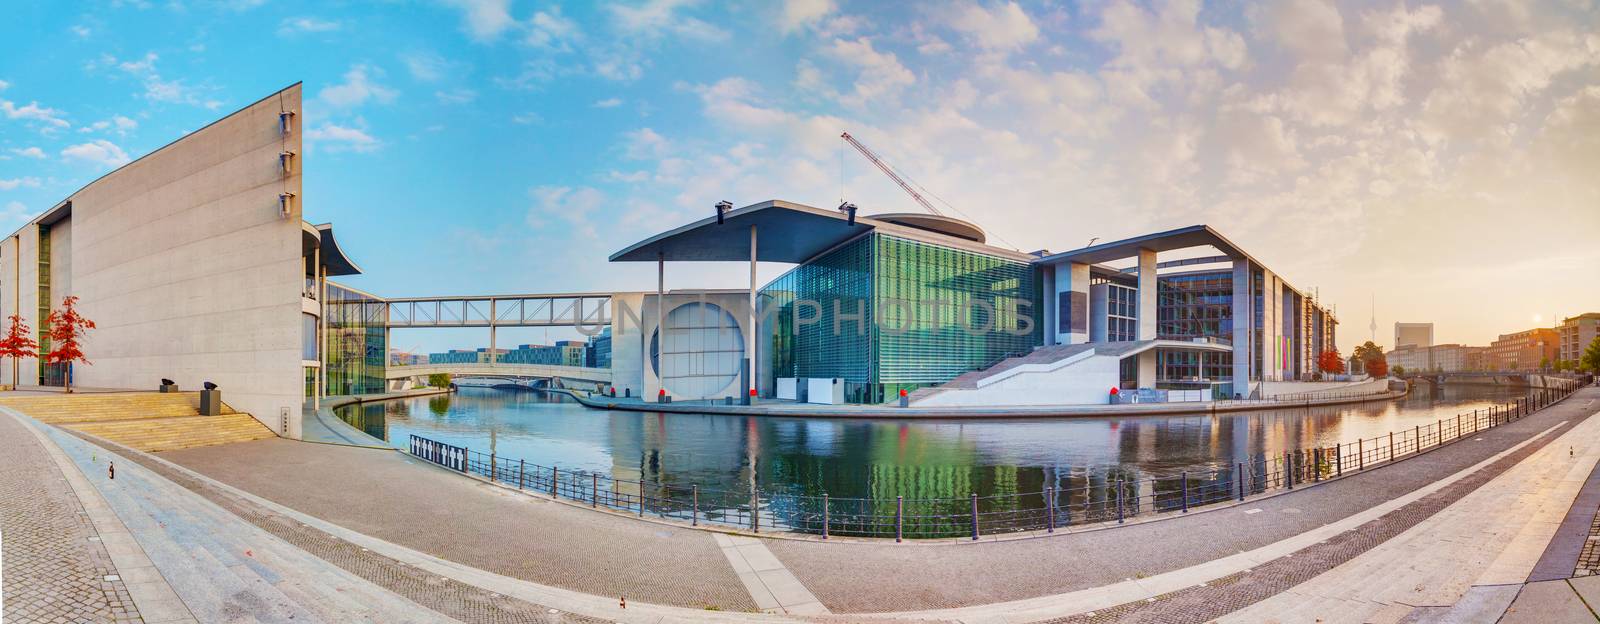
[651,302,745,398]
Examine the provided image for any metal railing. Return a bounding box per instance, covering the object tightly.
[407,379,1584,540]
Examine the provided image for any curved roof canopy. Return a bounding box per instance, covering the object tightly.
[314,223,363,276]
[610,199,1026,263]
[866,213,985,243]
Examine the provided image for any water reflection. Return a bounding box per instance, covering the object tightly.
[338,385,1530,506]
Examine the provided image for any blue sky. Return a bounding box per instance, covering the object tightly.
[3,0,1599,354]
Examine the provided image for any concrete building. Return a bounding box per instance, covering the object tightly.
[609,202,1338,404]
[1559,313,1600,366]
[1387,343,1484,373]
[1394,322,1433,350]
[0,83,373,437]
[587,327,612,368]
[1488,328,1559,371]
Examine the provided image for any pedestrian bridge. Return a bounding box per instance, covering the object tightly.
[385,363,612,384]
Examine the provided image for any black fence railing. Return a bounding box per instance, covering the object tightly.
[408,378,1586,540]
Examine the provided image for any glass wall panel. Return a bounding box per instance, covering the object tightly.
[325,283,387,395]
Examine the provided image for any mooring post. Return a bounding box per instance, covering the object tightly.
[592,473,599,508]
[518,459,525,490]
[970,492,980,541]
[895,495,903,543]
[1047,486,1057,531]
[1236,463,1245,501]
[821,493,828,539]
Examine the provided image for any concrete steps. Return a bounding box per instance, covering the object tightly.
[68,414,277,452]
[0,392,237,423]
[0,391,272,452]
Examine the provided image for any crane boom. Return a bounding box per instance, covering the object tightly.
[840,132,943,217]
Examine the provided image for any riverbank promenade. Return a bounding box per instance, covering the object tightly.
[2,386,1598,623]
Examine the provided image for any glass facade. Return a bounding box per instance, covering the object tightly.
[1104,284,1137,342]
[1157,271,1234,342]
[762,233,1040,403]
[324,283,387,395]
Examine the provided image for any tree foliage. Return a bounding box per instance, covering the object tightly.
[427,372,452,388]
[0,315,36,390]
[45,296,95,393]
[1583,336,1600,373]
[1351,340,1389,377]
[1318,350,1346,374]
[1368,357,1390,378]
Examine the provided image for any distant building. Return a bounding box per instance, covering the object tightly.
[1394,322,1433,350]
[587,327,612,368]
[428,348,507,364]
[555,340,586,367]
[1388,343,1484,373]
[389,350,427,366]
[1487,328,1559,371]
[1559,313,1600,366]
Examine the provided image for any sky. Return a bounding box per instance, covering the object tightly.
[2,0,1598,355]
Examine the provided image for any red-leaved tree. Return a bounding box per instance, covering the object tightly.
[0,315,37,391]
[1317,350,1346,375]
[45,296,95,393]
[1364,354,1389,379]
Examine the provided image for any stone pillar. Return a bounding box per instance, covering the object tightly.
[1136,248,1157,341]
[1053,262,1090,344]
[1231,259,1252,397]
[1137,350,1157,389]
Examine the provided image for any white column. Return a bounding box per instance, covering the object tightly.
[656,251,665,402]
[748,224,757,401]
[315,246,324,406]
[1231,259,1252,396]
[1053,262,1091,344]
[1136,248,1157,341]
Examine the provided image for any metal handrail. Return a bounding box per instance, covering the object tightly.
[407,379,1583,539]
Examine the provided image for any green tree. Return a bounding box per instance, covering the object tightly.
[1393,365,1406,376]
[427,372,452,388]
[1582,336,1600,373]
[1540,357,1551,372]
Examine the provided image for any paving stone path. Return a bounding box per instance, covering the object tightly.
[0,413,142,624]
[69,430,610,624]
[1021,390,1600,624]
[1577,498,1600,577]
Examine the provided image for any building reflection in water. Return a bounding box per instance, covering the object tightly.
[337,385,1529,509]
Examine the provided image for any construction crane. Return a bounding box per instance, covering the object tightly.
[840,132,944,217]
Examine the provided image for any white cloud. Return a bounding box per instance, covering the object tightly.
[608,0,729,42]
[100,52,222,110]
[70,24,90,38]
[623,128,670,159]
[592,97,623,109]
[9,147,45,159]
[1,100,70,128]
[443,0,515,41]
[306,122,382,153]
[946,1,1038,51]
[80,115,139,136]
[61,140,131,168]
[278,16,341,36]
[0,177,42,190]
[526,8,581,49]
[819,37,916,105]
[1252,0,1348,61]
[0,201,31,225]
[1419,29,1600,143]
[780,0,835,33]
[0,80,8,90]
[401,52,454,83]
[512,111,543,125]
[436,88,477,104]
[527,185,603,239]
[318,65,398,109]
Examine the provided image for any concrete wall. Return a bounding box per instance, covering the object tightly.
[0,224,42,387]
[1258,378,1389,398]
[630,290,752,401]
[22,84,307,435]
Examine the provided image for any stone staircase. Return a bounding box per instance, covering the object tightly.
[905,343,1100,403]
[0,392,276,452]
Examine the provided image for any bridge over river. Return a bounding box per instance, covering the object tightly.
[385,363,612,390]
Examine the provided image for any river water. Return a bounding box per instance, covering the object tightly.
[337,384,1530,507]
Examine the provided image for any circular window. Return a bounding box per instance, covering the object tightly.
[651,302,745,398]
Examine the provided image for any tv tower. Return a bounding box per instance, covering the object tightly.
[1369,294,1376,343]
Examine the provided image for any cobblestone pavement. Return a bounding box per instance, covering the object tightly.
[69,430,620,624]
[1575,503,1600,577]
[0,413,142,623]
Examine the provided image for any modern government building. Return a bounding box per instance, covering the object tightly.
[4,83,1338,438]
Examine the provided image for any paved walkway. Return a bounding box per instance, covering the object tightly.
[152,387,1596,621]
[1219,392,1600,622]
[0,408,142,623]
